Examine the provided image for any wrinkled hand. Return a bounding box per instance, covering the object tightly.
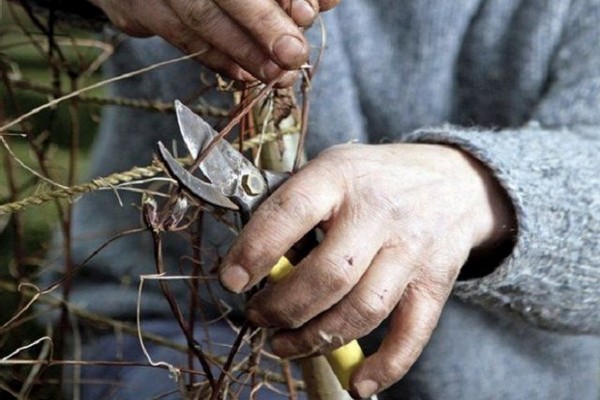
[219,143,515,398]
[90,0,338,85]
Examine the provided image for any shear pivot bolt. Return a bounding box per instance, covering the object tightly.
[241,174,265,196]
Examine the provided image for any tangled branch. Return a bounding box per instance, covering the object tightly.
[0,125,299,215]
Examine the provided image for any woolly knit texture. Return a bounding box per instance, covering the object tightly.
[41,0,600,398]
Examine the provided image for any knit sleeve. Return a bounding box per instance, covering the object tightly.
[405,0,600,334]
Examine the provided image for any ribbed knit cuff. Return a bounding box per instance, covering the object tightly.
[402,123,600,333]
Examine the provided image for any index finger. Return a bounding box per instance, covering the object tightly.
[219,166,343,293]
[215,0,310,69]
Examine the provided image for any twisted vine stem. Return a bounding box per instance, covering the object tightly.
[9,77,230,117]
[0,127,297,215]
[0,161,164,214]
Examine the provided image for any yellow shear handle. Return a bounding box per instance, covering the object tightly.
[269,256,365,390]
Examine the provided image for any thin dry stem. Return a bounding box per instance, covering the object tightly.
[136,273,182,380]
[1,336,53,362]
[0,4,323,397]
[0,49,209,190]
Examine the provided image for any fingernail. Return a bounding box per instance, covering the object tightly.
[272,35,307,68]
[220,265,250,293]
[354,379,378,398]
[292,0,316,26]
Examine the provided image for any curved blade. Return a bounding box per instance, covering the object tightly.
[175,100,262,199]
[157,142,238,210]
[175,99,212,159]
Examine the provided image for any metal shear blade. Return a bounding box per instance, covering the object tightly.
[157,142,238,210]
[160,101,290,216]
[175,100,261,201]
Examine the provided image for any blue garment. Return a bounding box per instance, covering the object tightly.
[41,1,600,398]
[77,320,305,399]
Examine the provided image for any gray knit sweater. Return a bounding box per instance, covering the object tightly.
[42,0,600,398]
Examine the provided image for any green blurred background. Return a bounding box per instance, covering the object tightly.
[0,2,104,396]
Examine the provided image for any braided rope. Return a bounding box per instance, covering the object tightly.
[10,78,230,117]
[0,162,164,215]
[0,129,295,215]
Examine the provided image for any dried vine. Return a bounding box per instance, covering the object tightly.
[0,125,300,216]
[0,1,326,398]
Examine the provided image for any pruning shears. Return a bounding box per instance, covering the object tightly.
[157,100,364,390]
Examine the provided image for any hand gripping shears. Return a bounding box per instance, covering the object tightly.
[157,100,364,390]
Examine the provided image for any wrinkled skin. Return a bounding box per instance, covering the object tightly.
[90,1,516,397]
[219,143,515,398]
[90,0,339,85]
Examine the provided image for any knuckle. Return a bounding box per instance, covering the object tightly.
[315,144,362,180]
[282,316,304,330]
[180,0,222,32]
[249,293,304,329]
[221,0,298,43]
[347,292,389,328]
[410,274,452,304]
[418,282,450,304]
[379,355,410,382]
[163,26,197,54]
[319,143,358,159]
[319,254,355,292]
[276,304,307,329]
[429,255,462,286]
[252,7,286,32]
[414,309,440,335]
[265,185,318,225]
[316,328,347,352]
[234,40,269,71]
[384,235,422,263]
[234,238,261,265]
[233,234,277,270]
[179,0,203,24]
[362,182,409,221]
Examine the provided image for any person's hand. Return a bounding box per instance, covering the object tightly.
[219,143,516,398]
[89,0,339,85]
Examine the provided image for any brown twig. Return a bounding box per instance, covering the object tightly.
[187,214,205,387]
[248,327,267,400]
[146,217,217,389]
[282,360,299,400]
[209,323,251,400]
[189,74,283,174]
[293,67,312,172]
[8,77,230,117]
